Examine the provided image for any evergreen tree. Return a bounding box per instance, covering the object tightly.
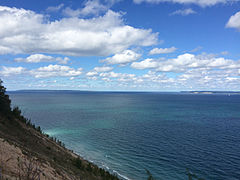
[0,79,11,114]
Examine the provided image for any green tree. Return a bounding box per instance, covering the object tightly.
[0,79,11,114]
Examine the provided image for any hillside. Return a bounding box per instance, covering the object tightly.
[0,80,119,180]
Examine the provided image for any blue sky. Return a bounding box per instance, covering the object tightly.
[0,0,239,91]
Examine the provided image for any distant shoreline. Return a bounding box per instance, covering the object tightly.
[181,91,240,94]
[7,89,240,94]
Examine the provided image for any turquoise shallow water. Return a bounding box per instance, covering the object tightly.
[8,91,240,180]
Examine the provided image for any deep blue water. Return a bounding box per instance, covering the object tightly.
[8,91,240,180]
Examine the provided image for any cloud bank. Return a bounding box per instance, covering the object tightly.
[2,52,240,91]
[131,53,240,72]
[0,6,157,56]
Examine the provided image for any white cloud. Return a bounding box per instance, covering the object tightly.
[46,4,64,12]
[101,50,141,65]
[133,0,235,7]
[142,71,174,83]
[0,6,157,56]
[96,67,240,90]
[131,53,240,72]
[190,46,202,52]
[2,63,240,91]
[86,71,98,76]
[86,66,113,78]
[170,8,196,16]
[177,68,240,88]
[30,64,83,78]
[100,71,120,78]
[82,53,240,91]
[131,58,159,69]
[100,71,135,78]
[93,66,113,72]
[99,71,136,82]
[0,64,83,79]
[226,11,240,30]
[157,54,240,72]
[0,66,26,76]
[96,70,177,88]
[62,0,124,17]
[149,47,177,55]
[63,0,107,17]
[15,54,70,64]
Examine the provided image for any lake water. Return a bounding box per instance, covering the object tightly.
[8,91,240,180]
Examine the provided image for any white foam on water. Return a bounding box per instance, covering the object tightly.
[113,170,132,180]
[70,148,132,180]
[102,164,110,170]
[105,154,110,158]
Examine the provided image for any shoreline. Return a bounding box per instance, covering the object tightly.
[63,141,131,180]
[43,129,131,180]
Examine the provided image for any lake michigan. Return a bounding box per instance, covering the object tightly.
[8,91,240,180]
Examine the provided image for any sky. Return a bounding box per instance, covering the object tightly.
[0,0,239,91]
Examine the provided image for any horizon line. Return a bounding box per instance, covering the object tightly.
[7,89,240,93]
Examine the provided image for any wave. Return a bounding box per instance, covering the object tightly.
[73,151,131,180]
[112,170,132,180]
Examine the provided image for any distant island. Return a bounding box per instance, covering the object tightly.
[181,91,240,94]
